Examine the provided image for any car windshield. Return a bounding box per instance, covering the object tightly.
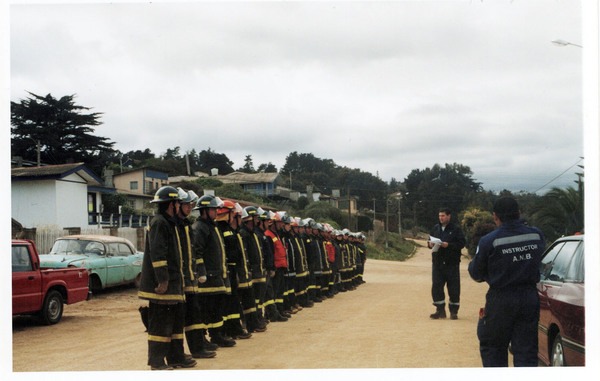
[50,239,106,256]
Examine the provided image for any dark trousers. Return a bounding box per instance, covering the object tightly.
[431,263,460,313]
[477,287,539,367]
[283,274,297,309]
[147,302,185,367]
[183,293,205,354]
[271,268,286,313]
[252,281,267,319]
[223,268,245,336]
[264,272,279,319]
[238,285,261,330]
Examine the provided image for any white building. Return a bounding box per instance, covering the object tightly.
[11,163,105,229]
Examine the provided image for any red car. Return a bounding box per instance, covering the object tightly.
[537,234,585,366]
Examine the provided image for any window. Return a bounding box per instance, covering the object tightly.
[540,242,564,280]
[546,241,580,282]
[12,246,32,272]
[565,243,584,282]
[130,181,138,190]
[118,243,134,256]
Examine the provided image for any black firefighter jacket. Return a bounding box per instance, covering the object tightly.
[138,212,185,303]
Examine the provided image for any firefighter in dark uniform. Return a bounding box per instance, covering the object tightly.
[215,200,252,340]
[234,204,267,333]
[427,207,466,319]
[191,195,236,348]
[138,186,196,370]
[356,233,367,284]
[277,212,301,314]
[175,188,217,359]
[239,206,268,326]
[468,196,545,367]
[291,217,312,308]
[264,211,291,320]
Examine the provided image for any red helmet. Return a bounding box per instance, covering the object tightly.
[217,199,236,215]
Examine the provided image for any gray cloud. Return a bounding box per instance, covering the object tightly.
[9,1,584,194]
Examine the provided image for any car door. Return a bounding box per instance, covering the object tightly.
[537,239,582,362]
[12,244,42,314]
[105,242,126,286]
[118,243,140,283]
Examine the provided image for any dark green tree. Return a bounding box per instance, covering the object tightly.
[239,155,256,173]
[11,92,115,174]
[530,185,584,242]
[196,148,234,175]
[257,162,278,173]
[402,163,482,229]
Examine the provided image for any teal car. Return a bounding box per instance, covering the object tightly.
[39,235,144,292]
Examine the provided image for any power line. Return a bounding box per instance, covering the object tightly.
[532,158,583,194]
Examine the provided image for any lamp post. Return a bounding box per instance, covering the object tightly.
[551,39,582,48]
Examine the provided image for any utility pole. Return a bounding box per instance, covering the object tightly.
[385,198,389,248]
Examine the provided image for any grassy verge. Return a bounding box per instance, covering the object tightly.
[366,231,420,261]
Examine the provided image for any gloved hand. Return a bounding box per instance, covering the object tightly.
[198,275,207,284]
[269,270,275,277]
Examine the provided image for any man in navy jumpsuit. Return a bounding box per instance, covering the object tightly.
[468,196,545,367]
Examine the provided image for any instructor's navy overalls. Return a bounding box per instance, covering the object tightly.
[468,219,545,367]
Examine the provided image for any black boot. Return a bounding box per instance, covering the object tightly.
[200,329,218,351]
[209,327,236,347]
[430,305,446,319]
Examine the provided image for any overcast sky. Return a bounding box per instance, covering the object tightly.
[8,0,585,194]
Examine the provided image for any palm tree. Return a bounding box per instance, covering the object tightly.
[531,185,584,242]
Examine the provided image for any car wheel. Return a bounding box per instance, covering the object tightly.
[551,334,566,366]
[89,275,103,294]
[40,290,64,325]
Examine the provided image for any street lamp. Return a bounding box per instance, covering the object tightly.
[551,39,582,48]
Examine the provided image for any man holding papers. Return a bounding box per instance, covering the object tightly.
[427,208,466,320]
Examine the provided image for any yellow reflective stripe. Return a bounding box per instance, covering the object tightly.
[263,299,275,307]
[174,226,185,286]
[223,313,241,321]
[185,226,194,281]
[275,298,284,303]
[197,286,228,293]
[238,281,253,288]
[253,277,266,283]
[272,237,279,242]
[196,258,204,264]
[185,323,208,331]
[152,260,167,268]
[243,307,257,314]
[206,321,223,329]
[138,291,186,301]
[171,333,184,340]
[215,227,227,279]
[148,335,171,343]
[237,234,250,279]
[223,231,233,237]
[296,271,309,277]
[253,234,264,271]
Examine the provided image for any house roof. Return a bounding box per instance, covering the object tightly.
[11,163,103,186]
[113,166,167,177]
[215,171,281,185]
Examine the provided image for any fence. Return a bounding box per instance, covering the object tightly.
[88,213,151,228]
[31,227,145,254]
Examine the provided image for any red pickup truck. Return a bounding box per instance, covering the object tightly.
[12,239,89,325]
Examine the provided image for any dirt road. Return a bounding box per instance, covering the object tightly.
[12,239,490,371]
